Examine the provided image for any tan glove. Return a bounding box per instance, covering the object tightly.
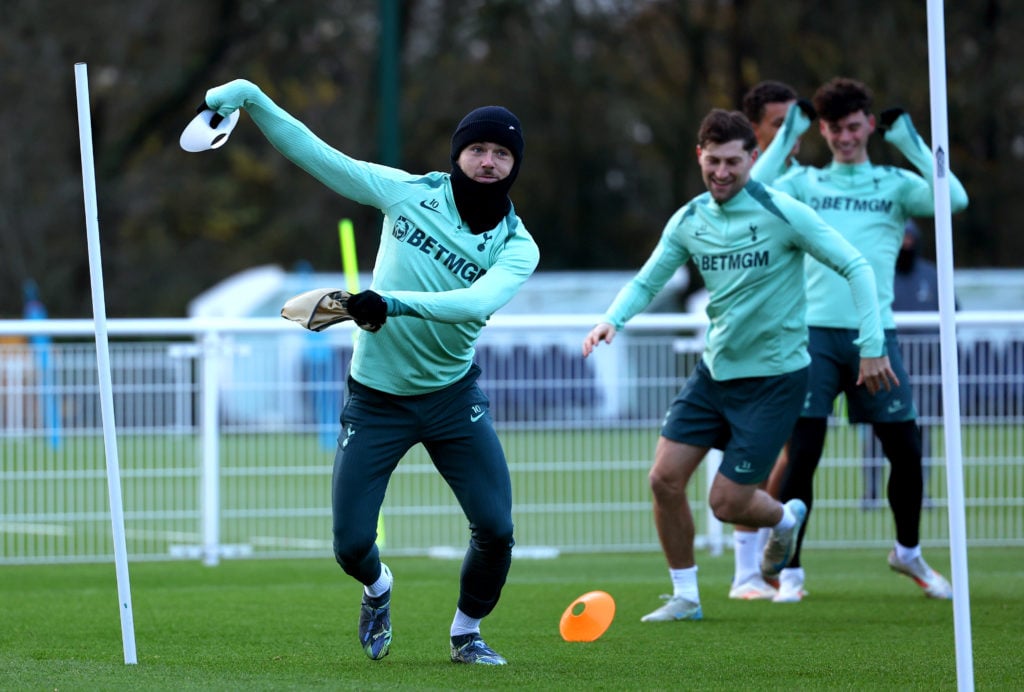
[280,289,383,333]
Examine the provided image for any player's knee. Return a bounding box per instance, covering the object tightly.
[333,533,375,573]
[708,492,744,523]
[649,467,685,503]
[875,420,922,464]
[470,523,515,555]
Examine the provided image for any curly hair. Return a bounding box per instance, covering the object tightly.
[813,77,873,122]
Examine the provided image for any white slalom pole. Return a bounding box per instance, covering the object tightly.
[924,4,973,689]
[74,62,138,666]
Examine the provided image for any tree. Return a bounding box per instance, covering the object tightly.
[0,0,1016,317]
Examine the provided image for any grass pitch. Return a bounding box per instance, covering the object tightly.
[1,548,1020,690]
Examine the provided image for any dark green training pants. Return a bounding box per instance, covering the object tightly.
[332,364,514,619]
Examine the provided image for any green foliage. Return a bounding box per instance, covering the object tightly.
[1,549,1019,689]
[1,1,1019,317]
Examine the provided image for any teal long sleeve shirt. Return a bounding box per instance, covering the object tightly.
[603,181,885,381]
[752,104,969,330]
[205,80,540,395]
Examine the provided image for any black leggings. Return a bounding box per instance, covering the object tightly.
[781,418,923,568]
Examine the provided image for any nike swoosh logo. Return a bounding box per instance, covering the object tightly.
[419,199,442,214]
[470,411,486,423]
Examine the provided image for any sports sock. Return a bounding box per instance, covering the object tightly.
[669,565,700,603]
[450,608,481,637]
[774,503,796,532]
[364,563,392,598]
[757,527,771,554]
[733,530,760,584]
[779,567,805,590]
[895,541,921,564]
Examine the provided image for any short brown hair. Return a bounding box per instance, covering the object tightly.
[813,77,873,122]
[742,81,798,124]
[697,109,757,151]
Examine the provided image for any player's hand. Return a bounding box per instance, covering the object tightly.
[194,101,225,128]
[346,290,388,328]
[796,98,817,121]
[788,100,815,135]
[877,107,906,134]
[876,107,924,151]
[204,79,258,119]
[582,322,617,358]
[856,355,900,395]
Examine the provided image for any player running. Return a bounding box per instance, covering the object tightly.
[200,79,539,663]
[583,109,892,622]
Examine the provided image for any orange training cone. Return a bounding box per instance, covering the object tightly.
[559,590,616,642]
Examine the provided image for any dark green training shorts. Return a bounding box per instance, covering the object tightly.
[660,359,809,484]
[803,327,918,423]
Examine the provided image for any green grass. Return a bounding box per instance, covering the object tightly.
[1,548,1020,690]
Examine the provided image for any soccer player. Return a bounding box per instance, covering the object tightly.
[727,80,812,601]
[742,80,806,176]
[201,80,539,664]
[582,109,893,622]
[752,77,969,603]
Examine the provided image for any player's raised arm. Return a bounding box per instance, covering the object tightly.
[750,99,815,183]
[877,108,969,215]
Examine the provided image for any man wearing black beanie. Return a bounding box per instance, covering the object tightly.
[449,106,525,234]
[198,80,539,665]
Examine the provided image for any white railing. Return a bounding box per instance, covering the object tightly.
[1,312,1022,565]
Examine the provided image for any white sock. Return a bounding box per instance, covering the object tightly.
[895,542,921,563]
[733,531,759,585]
[756,527,771,553]
[669,566,700,603]
[450,608,481,638]
[774,503,796,532]
[780,567,805,588]
[364,563,392,598]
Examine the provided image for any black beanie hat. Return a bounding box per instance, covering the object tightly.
[450,106,525,165]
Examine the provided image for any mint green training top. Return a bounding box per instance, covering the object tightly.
[205,80,540,395]
[602,180,885,381]
[753,104,969,330]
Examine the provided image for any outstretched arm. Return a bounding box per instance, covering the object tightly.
[203,79,410,208]
[878,109,969,215]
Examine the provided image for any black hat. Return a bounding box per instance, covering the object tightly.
[450,106,524,165]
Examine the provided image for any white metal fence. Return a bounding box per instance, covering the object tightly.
[1,313,1022,565]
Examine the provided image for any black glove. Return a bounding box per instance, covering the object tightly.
[345,290,388,326]
[796,98,817,121]
[877,107,906,135]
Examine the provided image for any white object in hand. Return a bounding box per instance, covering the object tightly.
[179,109,240,152]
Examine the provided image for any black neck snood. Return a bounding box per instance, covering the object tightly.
[450,165,515,235]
